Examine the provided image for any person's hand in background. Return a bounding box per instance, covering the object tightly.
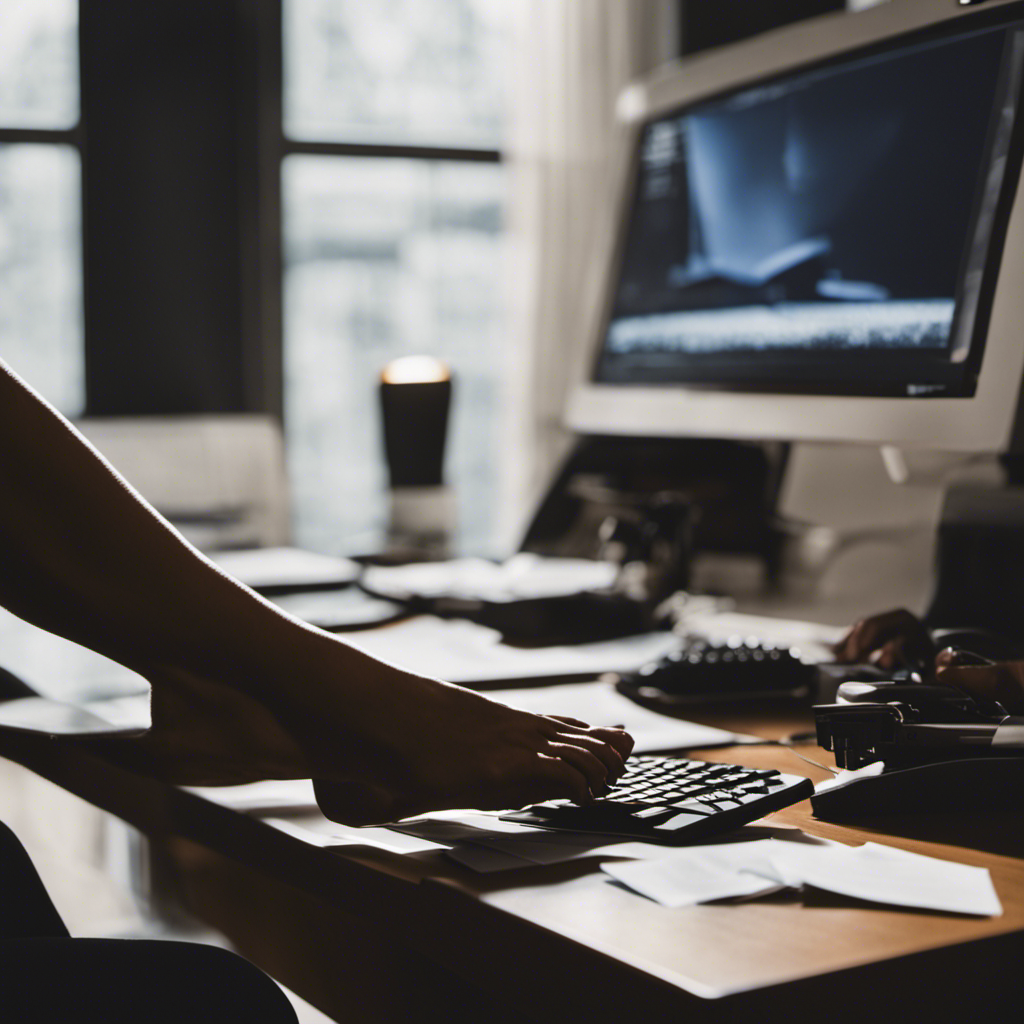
[933,648,1024,714]
[832,608,936,670]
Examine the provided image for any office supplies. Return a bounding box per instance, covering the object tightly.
[501,754,813,843]
[814,678,1024,770]
[812,674,1024,814]
[567,1,1024,454]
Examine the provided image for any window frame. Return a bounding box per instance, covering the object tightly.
[255,0,504,422]
[0,10,86,414]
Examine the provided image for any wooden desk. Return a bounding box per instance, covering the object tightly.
[2,696,1022,1024]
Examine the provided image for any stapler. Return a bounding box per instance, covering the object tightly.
[810,677,1024,816]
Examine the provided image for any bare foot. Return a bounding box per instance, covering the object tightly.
[80,631,635,826]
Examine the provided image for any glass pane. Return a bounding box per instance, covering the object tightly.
[283,154,506,554]
[284,0,510,148]
[0,0,78,129]
[0,144,83,414]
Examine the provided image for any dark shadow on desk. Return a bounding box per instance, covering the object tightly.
[829,812,1024,860]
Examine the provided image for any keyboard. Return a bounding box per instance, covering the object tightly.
[617,637,817,700]
[501,755,814,844]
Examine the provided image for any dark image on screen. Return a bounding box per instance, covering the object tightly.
[596,19,1024,396]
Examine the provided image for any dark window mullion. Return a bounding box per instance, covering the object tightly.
[282,138,501,163]
[0,127,81,146]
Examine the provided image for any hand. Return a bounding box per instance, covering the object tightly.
[832,608,935,670]
[934,649,1024,714]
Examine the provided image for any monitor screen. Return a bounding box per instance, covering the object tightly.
[594,15,1024,399]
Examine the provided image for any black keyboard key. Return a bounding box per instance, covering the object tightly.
[501,755,814,844]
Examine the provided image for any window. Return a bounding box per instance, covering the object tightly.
[0,0,82,415]
[281,0,512,555]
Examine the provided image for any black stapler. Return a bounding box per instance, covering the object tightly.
[811,676,1024,816]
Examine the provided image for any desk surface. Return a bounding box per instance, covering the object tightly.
[1,612,1023,1022]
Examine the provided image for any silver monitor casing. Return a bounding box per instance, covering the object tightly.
[567,0,1024,452]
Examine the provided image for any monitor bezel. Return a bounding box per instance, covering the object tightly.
[567,0,1024,451]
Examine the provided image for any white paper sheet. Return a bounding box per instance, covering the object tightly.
[491,681,748,752]
[263,816,449,855]
[207,546,359,590]
[344,616,681,684]
[445,844,536,873]
[361,554,619,603]
[185,779,319,814]
[603,835,1003,917]
[603,844,786,907]
[393,813,721,870]
[478,834,672,866]
[388,813,539,846]
[767,841,1003,917]
[601,835,835,907]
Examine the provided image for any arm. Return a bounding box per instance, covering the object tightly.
[0,360,632,823]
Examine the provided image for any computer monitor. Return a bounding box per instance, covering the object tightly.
[567,0,1024,452]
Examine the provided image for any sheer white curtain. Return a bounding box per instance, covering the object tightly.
[501,0,679,544]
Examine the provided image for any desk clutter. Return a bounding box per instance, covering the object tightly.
[250,807,1001,918]
[600,836,1003,916]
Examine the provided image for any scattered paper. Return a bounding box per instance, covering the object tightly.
[388,813,537,845]
[393,813,707,870]
[263,816,449,855]
[361,554,619,603]
[344,616,681,685]
[813,760,885,797]
[207,546,359,590]
[491,680,749,752]
[445,844,536,873]
[270,588,403,630]
[767,841,1003,917]
[185,779,319,815]
[479,834,670,866]
[602,835,1002,917]
[603,844,787,907]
